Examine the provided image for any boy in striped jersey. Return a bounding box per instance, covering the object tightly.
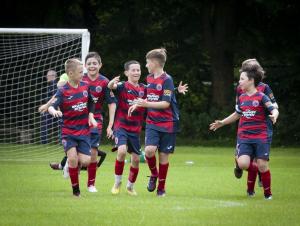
[129,48,180,197]
[210,65,279,200]
[48,59,97,197]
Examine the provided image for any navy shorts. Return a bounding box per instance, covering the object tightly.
[236,143,270,160]
[90,132,102,149]
[114,128,141,155]
[145,128,176,153]
[61,135,91,156]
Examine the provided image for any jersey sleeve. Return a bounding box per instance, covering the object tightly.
[262,94,275,113]
[235,86,242,104]
[235,96,242,114]
[104,81,117,104]
[50,88,63,109]
[264,84,276,103]
[162,77,174,102]
[88,87,96,113]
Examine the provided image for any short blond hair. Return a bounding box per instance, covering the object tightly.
[146,48,167,67]
[65,58,82,74]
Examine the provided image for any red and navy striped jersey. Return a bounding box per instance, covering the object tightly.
[236,82,276,103]
[236,92,274,143]
[145,73,179,133]
[82,74,116,131]
[51,81,92,136]
[113,81,146,133]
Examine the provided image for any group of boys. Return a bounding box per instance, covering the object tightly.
[42,48,188,197]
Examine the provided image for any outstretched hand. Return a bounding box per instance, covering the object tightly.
[178,81,188,95]
[209,120,223,131]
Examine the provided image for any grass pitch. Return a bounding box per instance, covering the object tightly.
[0,145,299,226]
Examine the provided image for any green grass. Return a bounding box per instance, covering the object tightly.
[0,145,299,226]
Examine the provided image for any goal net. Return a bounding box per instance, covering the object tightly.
[0,28,90,161]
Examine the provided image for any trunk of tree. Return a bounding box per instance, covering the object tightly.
[202,0,237,109]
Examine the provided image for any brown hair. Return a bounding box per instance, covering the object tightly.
[242,68,263,87]
[85,52,102,64]
[146,48,167,67]
[65,58,82,74]
[239,58,265,79]
[124,60,140,71]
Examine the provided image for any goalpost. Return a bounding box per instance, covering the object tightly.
[0,28,90,160]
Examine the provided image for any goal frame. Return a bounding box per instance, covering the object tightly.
[0,28,90,62]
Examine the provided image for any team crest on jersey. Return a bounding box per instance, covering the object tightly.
[139,90,144,97]
[83,91,88,97]
[96,86,102,93]
[156,84,162,91]
[252,100,259,107]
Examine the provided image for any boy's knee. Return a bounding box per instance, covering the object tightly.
[145,146,156,157]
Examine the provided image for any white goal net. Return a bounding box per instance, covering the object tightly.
[0,28,90,160]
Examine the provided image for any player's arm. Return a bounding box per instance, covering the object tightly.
[107,103,116,139]
[48,90,63,118]
[136,77,175,109]
[264,84,279,109]
[104,84,117,138]
[88,91,97,128]
[262,95,279,124]
[38,95,57,113]
[209,112,240,131]
[107,76,120,90]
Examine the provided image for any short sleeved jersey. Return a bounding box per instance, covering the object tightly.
[51,81,92,136]
[145,73,179,133]
[113,81,146,133]
[236,92,274,143]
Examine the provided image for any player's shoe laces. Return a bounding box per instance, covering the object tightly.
[147,176,158,192]
[50,162,61,170]
[87,185,98,193]
[72,185,80,197]
[63,161,69,179]
[156,189,166,197]
[234,166,243,179]
[111,182,121,195]
[264,194,272,200]
[126,187,137,196]
[247,191,255,197]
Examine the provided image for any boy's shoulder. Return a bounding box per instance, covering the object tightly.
[98,73,109,82]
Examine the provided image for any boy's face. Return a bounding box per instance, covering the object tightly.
[239,72,253,91]
[68,64,83,83]
[146,59,159,74]
[125,63,141,83]
[85,57,102,76]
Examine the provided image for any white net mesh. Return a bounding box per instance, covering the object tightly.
[0,30,90,161]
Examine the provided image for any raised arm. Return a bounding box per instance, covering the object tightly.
[209,112,241,131]
[107,76,120,90]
